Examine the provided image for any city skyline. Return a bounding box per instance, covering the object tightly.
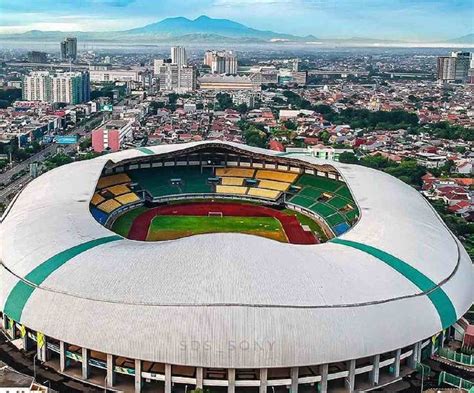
[0,0,473,41]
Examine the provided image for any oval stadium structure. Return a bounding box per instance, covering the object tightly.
[0,141,472,393]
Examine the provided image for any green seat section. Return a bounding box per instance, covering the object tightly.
[310,203,337,218]
[297,174,342,192]
[298,186,324,200]
[289,195,315,209]
[128,166,212,197]
[336,185,353,200]
[344,208,360,222]
[325,213,347,227]
[327,196,351,209]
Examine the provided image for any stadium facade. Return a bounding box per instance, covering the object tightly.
[0,141,472,392]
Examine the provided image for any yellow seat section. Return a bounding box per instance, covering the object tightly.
[91,193,105,206]
[97,199,122,213]
[216,185,249,195]
[258,180,291,191]
[221,177,244,186]
[216,167,255,178]
[247,188,281,199]
[115,193,140,205]
[97,173,131,189]
[106,184,131,196]
[256,170,299,183]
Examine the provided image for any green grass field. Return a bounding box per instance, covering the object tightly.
[147,215,287,242]
[111,206,148,237]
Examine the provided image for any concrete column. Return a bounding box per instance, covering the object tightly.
[37,336,47,362]
[440,330,446,349]
[23,333,34,351]
[259,368,268,393]
[392,349,401,378]
[290,367,299,393]
[9,320,17,340]
[415,342,422,363]
[134,359,142,393]
[320,364,328,393]
[345,359,355,392]
[196,367,203,389]
[228,368,236,393]
[165,363,172,393]
[59,341,67,372]
[107,354,116,387]
[408,344,416,369]
[369,354,380,386]
[82,348,90,379]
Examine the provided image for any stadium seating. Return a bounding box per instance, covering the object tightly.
[288,174,360,234]
[128,166,213,197]
[255,170,299,183]
[216,167,255,178]
[258,180,291,192]
[97,173,131,189]
[91,193,105,206]
[216,185,249,195]
[115,192,140,205]
[297,175,342,192]
[247,188,281,199]
[106,184,131,196]
[221,177,244,186]
[97,199,122,214]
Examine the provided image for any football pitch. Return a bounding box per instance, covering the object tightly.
[146,215,287,242]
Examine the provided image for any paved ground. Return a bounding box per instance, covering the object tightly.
[0,113,104,204]
[0,333,108,392]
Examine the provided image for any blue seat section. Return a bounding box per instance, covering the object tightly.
[333,222,351,236]
[90,206,109,225]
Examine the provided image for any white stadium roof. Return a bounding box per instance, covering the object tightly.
[0,141,472,368]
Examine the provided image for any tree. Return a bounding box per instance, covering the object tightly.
[283,120,297,130]
[236,103,248,114]
[215,93,234,111]
[338,152,358,164]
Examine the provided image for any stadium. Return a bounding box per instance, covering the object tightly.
[0,141,472,393]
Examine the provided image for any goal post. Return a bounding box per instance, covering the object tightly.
[208,212,223,217]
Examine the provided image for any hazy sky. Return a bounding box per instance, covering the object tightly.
[0,0,472,40]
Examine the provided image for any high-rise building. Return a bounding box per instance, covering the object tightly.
[60,37,78,61]
[170,46,187,67]
[22,71,90,104]
[204,50,238,74]
[153,59,165,76]
[27,51,48,63]
[452,51,471,82]
[159,63,196,93]
[437,52,472,82]
[22,71,52,102]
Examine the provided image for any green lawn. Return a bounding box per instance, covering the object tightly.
[147,215,286,241]
[111,206,148,237]
[149,215,281,233]
[282,209,328,242]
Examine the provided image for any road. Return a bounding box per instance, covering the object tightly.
[0,113,103,204]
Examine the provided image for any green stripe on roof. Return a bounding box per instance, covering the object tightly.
[331,238,457,329]
[136,147,155,155]
[4,235,121,322]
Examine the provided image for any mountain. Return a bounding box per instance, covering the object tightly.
[0,15,316,43]
[447,34,474,44]
[125,15,316,41]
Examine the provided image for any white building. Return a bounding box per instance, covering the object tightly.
[22,71,51,102]
[204,50,238,74]
[171,46,187,67]
[159,64,196,93]
[23,71,90,104]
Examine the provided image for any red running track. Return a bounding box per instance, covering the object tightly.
[128,202,318,244]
